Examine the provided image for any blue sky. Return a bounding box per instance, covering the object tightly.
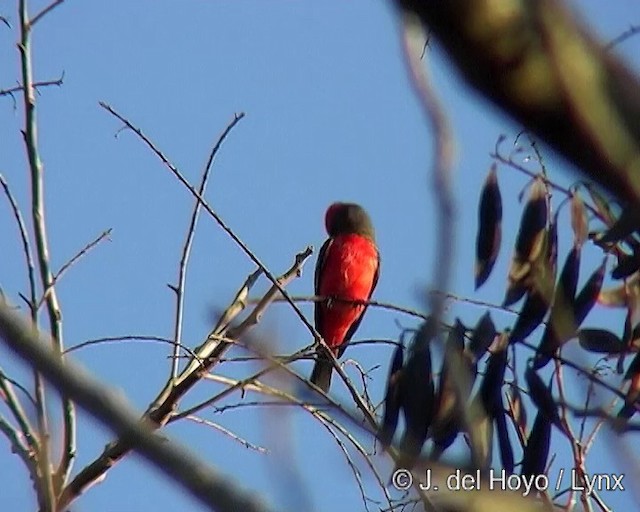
[1,1,639,511]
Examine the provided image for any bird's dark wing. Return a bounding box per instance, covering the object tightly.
[338,248,380,357]
[314,238,333,333]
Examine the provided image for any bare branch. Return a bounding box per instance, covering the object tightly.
[0,74,64,98]
[185,415,267,454]
[30,0,65,27]
[63,335,201,362]
[0,173,37,314]
[257,294,429,321]
[171,112,245,379]
[606,24,640,50]
[18,0,59,505]
[37,228,112,310]
[0,367,37,407]
[0,368,38,449]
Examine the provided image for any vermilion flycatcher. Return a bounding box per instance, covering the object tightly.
[310,202,380,392]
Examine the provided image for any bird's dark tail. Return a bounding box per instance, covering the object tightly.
[310,354,333,393]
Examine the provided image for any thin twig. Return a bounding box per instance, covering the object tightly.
[491,141,572,196]
[63,335,201,361]
[170,112,245,379]
[185,415,267,454]
[430,290,519,315]
[554,359,590,510]
[30,0,65,27]
[584,398,617,453]
[0,368,38,448]
[0,368,37,407]
[37,228,112,310]
[0,173,37,320]
[258,294,429,320]
[605,24,640,50]
[0,74,64,98]
[319,418,373,512]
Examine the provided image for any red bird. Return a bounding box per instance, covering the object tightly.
[310,202,380,392]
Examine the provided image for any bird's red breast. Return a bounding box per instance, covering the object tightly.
[315,233,379,350]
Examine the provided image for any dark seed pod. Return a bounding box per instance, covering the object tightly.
[599,205,640,244]
[546,216,559,280]
[479,348,507,415]
[612,253,640,280]
[534,246,581,369]
[584,183,616,227]
[475,165,503,290]
[503,282,528,309]
[431,320,471,459]
[398,322,435,467]
[515,177,548,264]
[574,258,606,326]
[570,191,589,249]
[577,329,625,354]
[617,373,640,420]
[623,350,640,381]
[617,311,632,375]
[469,311,497,361]
[520,410,551,479]
[379,343,404,447]
[510,290,550,345]
[469,343,507,472]
[612,245,640,280]
[508,386,527,437]
[525,366,561,430]
[504,177,548,307]
[468,395,493,472]
[495,401,514,474]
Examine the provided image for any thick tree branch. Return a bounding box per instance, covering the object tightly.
[396,0,640,205]
[18,0,59,506]
[0,302,274,512]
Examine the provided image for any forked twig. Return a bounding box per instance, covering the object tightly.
[185,415,267,454]
[170,112,245,379]
[37,228,112,310]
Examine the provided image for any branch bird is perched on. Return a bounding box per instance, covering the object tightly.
[310,202,380,392]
